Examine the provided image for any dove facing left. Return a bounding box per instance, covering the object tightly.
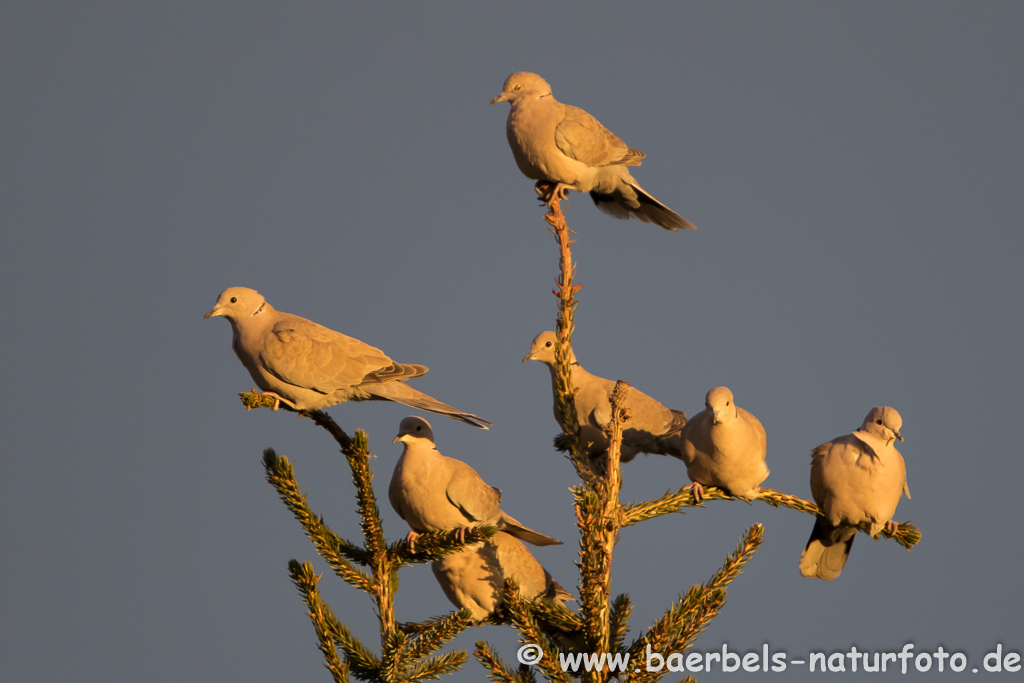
[389,416,561,550]
[522,331,687,463]
[491,71,695,232]
[204,287,492,429]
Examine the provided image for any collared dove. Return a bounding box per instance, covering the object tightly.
[388,416,561,549]
[678,386,769,502]
[204,287,492,429]
[490,72,695,232]
[522,331,687,463]
[431,531,573,621]
[799,406,911,581]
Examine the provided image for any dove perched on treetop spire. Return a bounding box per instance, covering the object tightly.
[490,71,695,232]
[522,331,687,463]
[799,406,911,581]
[204,287,492,429]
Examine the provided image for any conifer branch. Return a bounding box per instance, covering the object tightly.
[500,580,573,683]
[608,594,633,654]
[298,411,403,643]
[626,526,763,682]
[672,524,764,654]
[240,390,288,411]
[404,651,471,682]
[380,629,411,681]
[289,559,375,681]
[595,382,629,651]
[525,597,584,635]
[388,526,499,566]
[265,450,374,591]
[474,641,536,683]
[620,484,920,549]
[545,199,598,485]
[569,383,631,682]
[400,611,476,661]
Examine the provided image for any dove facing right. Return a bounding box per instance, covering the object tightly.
[799,406,911,581]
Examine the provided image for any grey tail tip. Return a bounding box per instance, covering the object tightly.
[459,414,493,429]
[589,190,696,232]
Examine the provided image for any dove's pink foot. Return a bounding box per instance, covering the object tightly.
[536,181,570,206]
[688,482,705,503]
[885,520,898,534]
[256,389,295,411]
[405,530,420,553]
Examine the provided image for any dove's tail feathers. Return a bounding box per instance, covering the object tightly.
[799,518,856,581]
[542,577,585,653]
[365,382,493,429]
[642,412,689,460]
[590,182,696,232]
[507,526,563,547]
[547,578,575,606]
[500,514,562,547]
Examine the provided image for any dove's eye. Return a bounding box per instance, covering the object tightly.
[230,297,237,303]
[514,84,522,90]
[876,419,883,425]
[545,341,553,348]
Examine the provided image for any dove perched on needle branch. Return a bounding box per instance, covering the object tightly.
[490,72,695,232]
[388,416,561,551]
[431,531,573,621]
[799,406,911,581]
[678,386,769,502]
[204,287,491,429]
[522,331,687,463]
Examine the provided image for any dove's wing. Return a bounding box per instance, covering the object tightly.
[553,103,645,168]
[445,460,503,524]
[259,314,425,392]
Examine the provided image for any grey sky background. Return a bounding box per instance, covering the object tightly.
[3,2,1022,681]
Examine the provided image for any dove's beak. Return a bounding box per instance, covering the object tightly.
[522,352,534,363]
[490,93,508,105]
[204,307,221,319]
[712,411,725,425]
[895,430,904,442]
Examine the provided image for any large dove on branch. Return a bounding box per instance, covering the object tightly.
[490,71,695,232]
[678,386,769,502]
[522,331,687,463]
[389,416,561,550]
[799,406,911,581]
[204,287,492,429]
